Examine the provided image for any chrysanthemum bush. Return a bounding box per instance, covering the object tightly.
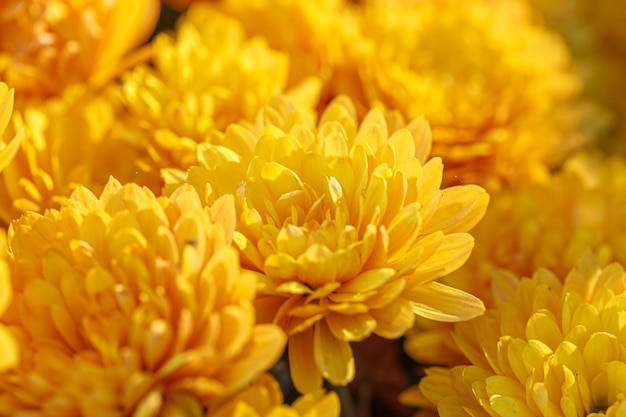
[407,255,626,417]
[166,94,489,393]
[1,0,625,415]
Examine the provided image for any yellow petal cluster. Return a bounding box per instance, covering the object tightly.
[0,178,286,415]
[0,85,145,226]
[413,255,626,417]
[211,374,340,417]
[0,0,159,100]
[118,5,317,186]
[359,0,584,190]
[170,96,488,393]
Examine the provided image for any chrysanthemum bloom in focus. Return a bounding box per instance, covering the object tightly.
[212,0,368,110]
[0,178,286,415]
[404,152,626,366]
[210,374,340,417]
[119,4,320,186]
[359,0,584,190]
[407,255,626,417]
[0,85,147,226]
[0,0,159,100]
[170,96,489,392]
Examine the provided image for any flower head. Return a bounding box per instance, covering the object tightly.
[119,4,320,185]
[0,0,159,100]
[412,255,626,417]
[170,96,488,392]
[0,178,285,415]
[359,0,584,190]
[0,84,145,226]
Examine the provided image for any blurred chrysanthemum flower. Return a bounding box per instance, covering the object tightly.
[119,4,320,186]
[530,0,626,153]
[443,153,626,308]
[359,0,584,190]
[0,0,159,100]
[404,153,626,366]
[211,374,340,417]
[0,178,286,415]
[212,0,367,110]
[169,96,489,393]
[407,255,626,417]
[0,85,147,226]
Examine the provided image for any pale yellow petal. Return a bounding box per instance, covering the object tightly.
[289,328,323,393]
[405,281,485,322]
[313,320,355,386]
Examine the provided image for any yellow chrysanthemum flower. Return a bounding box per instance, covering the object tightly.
[410,255,626,417]
[405,153,626,366]
[0,84,146,226]
[213,0,367,109]
[0,178,286,415]
[169,96,489,393]
[530,0,626,153]
[119,4,320,186]
[359,0,584,190]
[0,0,159,100]
[211,374,340,417]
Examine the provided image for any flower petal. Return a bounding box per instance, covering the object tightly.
[314,320,355,386]
[405,281,485,322]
